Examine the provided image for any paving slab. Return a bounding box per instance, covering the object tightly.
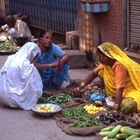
[69,68,91,81]
[65,50,87,69]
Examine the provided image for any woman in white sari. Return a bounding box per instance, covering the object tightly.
[0,42,43,110]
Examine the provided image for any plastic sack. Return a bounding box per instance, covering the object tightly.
[105,96,115,107]
[90,92,106,101]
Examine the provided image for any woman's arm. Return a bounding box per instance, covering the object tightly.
[59,54,70,67]
[34,63,57,70]
[77,70,98,91]
[113,62,128,110]
[114,87,124,110]
[74,64,104,93]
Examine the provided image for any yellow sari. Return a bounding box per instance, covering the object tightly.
[98,42,140,112]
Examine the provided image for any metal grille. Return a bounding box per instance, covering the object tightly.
[4,0,78,34]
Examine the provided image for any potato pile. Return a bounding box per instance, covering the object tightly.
[79,82,104,99]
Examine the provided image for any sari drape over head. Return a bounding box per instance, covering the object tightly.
[98,42,140,111]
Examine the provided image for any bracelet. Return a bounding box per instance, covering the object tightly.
[48,64,52,67]
[80,82,86,88]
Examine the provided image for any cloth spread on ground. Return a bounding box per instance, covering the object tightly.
[0,42,43,110]
[54,107,138,136]
[98,42,140,112]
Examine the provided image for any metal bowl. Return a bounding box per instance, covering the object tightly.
[31,103,62,117]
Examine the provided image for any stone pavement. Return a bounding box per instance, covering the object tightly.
[0,55,100,140]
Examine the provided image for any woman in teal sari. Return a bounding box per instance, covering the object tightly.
[34,29,71,91]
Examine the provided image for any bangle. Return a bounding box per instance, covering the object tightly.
[76,87,80,91]
[80,82,86,88]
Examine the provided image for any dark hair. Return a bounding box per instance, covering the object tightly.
[5,15,16,23]
[5,15,16,27]
[38,29,53,39]
[97,48,104,55]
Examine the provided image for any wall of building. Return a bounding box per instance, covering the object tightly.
[0,0,5,17]
[78,0,126,58]
[97,0,126,48]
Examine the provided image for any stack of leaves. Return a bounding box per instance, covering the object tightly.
[41,93,72,106]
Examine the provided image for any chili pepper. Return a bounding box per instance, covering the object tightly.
[70,116,103,128]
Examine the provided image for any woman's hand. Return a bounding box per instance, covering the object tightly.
[73,87,80,93]
[73,82,86,94]
[56,59,62,72]
[58,59,63,68]
[71,87,82,98]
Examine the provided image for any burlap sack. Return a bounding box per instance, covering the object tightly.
[54,110,139,136]
[55,116,105,136]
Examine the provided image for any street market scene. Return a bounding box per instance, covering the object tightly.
[0,0,140,140]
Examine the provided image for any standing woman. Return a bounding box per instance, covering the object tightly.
[0,42,43,110]
[34,29,71,91]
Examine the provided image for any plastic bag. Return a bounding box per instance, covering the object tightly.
[90,92,106,101]
[105,96,115,107]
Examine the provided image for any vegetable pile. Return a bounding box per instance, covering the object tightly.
[79,82,104,99]
[0,41,17,52]
[63,107,86,117]
[84,104,106,114]
[98,112,127,125]
[42,94,72,105]
[70,116,103,128]
[99,125,140,140]
[37,106,54,112]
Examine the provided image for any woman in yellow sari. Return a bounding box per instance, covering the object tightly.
[75,42,140,114]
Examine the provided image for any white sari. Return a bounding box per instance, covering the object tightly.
[0,42,43,110]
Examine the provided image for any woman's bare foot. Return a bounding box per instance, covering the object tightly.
[43,90,55,96]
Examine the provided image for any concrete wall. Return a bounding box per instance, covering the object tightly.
[78,0,126,55]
